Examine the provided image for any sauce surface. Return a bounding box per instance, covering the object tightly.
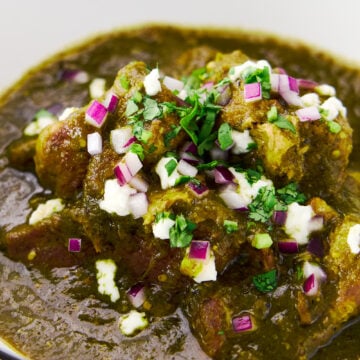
[0,24,359,359]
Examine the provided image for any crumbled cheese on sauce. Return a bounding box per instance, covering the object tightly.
[89,78,106,99]
[95,259,120,302]
[29,198,64,225]
[155,157,181,189]
[315,84,336,97]
[301,93,320,107]
[87,132,102,155]
[59,107,78,121]
[229,59,272,82]
[24,113,57,136]
[144,68,161,96]
[284,203,323,245]
[347,224,360,254]
[320,96,347,121]
[119,310,149,336]
[231,129,255,154]
[99,179,136,216]
[193,254,217,283]
[152,217,176,239]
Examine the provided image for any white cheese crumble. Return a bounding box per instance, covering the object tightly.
[284,203,323,245]
[231,129,255,154]
[24,113,57,136]
[229,60,272,82]
[320,96,347,121]
[119,310,149,336]
[301,93,320,107]
[29,198,64,225]
[95,259,120,302]
[152,217,176,239]
[155,157,181,189]
[87,132,102,155]
[89,78,106,99]
[315,84,336,97]
[144,68,161,96]
[347,224,360,254]
[220,168,273,209]
[99,179,136,216]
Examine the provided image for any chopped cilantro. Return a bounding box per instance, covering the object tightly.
[129,143,145,161]
[143,97,162,120]
[218,123,233,150]
[169,214,196,248]
[267,106,296,134]
[165,158,178,176]
[224,220,239,234]
[253,269,277,293]
[125,100,139,117]
[252,233,273,249]
[327,121,342,134]
[119,75,130,90]
[184,67,208,90]
[132,91,143,103]
[132,121,152,143]
[197,160,221,171]
[155,211,175,222]
[247,142,258,151]
[164,125,182,147]
[276,182,306,205]
[248,186,277,223]
[244,168,262,185]
[175,175,193,186]
[244,66,271,99]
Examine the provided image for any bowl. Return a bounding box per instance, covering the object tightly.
[0,1,359,359]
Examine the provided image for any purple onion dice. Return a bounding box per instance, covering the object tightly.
[232,314,253,332]
[68,238,81,252]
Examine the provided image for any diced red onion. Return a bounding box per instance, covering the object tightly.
[60,69,89,83]
[216,84,232,106]
[307,237,324,258]
[114,162,132,186]
[272,210,287,225]
[189,240,210,261]
[85,100,108,128]
[179,151,201,165]
[129,192,148,219]
[163,76,184,92]
[68,238,81,252]
[181,141,198,155]
[124,152,143,176]
[87,132,102,155]
[303,261,327,282]
[309,215,324,233]
[127,283,146,308]
[278,240,299,254]
[275,67,287,75]
[129,175,149,193]
[187,181,209,197]
[177,159,198,177]
[271,74,303,106]
[297,79,318,90]
[303,273,318,296]
[201,81,214,90]
[244,82,262,102]
[214,166,234,184]
[111,127,135,154]
[103,91,119,112]
[232,314,253,332]
[296,106,321,122]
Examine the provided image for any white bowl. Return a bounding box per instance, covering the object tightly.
[0,0,359,89]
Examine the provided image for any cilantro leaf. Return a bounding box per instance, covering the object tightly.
[165,158,178,176]
[143,97,162,120]
[253,269,277,293]
[129,143,145,161]
[169,214,196,248]
[276,182,306,205]
[132,121,152,143]
[244,66,271,99]
[248,186,277,223]
[125,100,139,117]
[224,220,239,234]
[267,106,296,134]
[218,123,233,150]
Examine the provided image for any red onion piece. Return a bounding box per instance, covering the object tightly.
[163,76,184,92]
[216,84,232,106]
[307,237,324,258]
[232,315,253,332]
[278,240,299,254]
[201,81,214,90]
[179,151,200,165]
[297,79,318,90]
[187,181,209,197]
[272,210,287,225]
[181,141,198,155]
[214,166,234,184]
[124,152,143,176]
[104,92,119,112]
[129,192,148,219]
[177,159,198,177]
[114,162,132,186]
[60,69,89,83]
[244,82,262,102]
[189,240,210,261]
[296,106,321,122]
[85,100,108,128]
[303,273,318,296]
[129,175,149,193]
[272,74,303,106]
[68,238,81,252]
[127,283,146,308]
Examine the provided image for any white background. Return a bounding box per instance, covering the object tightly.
[0,0,359,89]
